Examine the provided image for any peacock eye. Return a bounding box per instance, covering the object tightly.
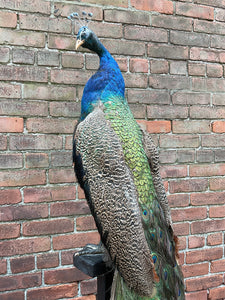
[143,209,147,216]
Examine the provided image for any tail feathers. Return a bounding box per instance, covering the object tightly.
[111,269,159,300]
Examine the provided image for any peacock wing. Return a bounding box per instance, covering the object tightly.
[73,104,156,298]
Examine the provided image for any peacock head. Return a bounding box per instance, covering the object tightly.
[67,12,97,51]
[75,26,97,51]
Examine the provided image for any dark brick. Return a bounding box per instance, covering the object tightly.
[11,256,35,274]
[104,9,149,25]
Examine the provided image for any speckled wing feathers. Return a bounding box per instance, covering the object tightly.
[74,105,155,297]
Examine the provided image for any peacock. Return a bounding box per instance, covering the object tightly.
[71,12,185,300]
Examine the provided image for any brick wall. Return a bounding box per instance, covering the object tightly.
[0,0,225,299]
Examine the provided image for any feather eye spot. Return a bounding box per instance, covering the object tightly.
[178,289,181,296]
[152,255,157,264]
[143,209,147,216]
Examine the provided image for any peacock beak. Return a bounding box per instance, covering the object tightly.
[76,38,85,50]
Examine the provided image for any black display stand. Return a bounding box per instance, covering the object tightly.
[73,252,114,300]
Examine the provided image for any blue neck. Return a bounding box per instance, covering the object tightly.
[80,40,125,120]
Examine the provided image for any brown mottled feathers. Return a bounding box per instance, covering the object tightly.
[74,105,156,296]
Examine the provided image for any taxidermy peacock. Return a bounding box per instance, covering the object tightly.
[71,12,185,300]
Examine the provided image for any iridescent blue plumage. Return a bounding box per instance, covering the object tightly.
[73,25,185,299]
[77,26,125,120]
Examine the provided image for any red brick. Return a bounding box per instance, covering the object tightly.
[104,9,149,25]
[62,53,84,69]
[212,120,225,132]
[169,178,208,193]
[185,290,208,300]
[24,186,76,203]
[172,120,210,133]
[23,84,76,101]
[148,44,188,60]
[45,267,89,285]
[186,274,223,292]
[177,236,186,250]
[0,117,23,133]
[188,236,205,249]
[137,120,171,133]
[103,39,146,56]
[26,118,76,134]
[173,223,189,236]
[167,194,189,208]
[211,259,225,273]
[192,78,225,93]
[37,253,59,269]
[207,233,222,246]
[25,153,49,168]
[160,165,187,178]
[170,61,186,75]
[89,21,123,39]
[13,49,34,65]
[83,0,127,6]
[125,25,168,43]
[159,134,199,148]
[130,58,148,73]
[0,0,50,14]
[190,163,225,177]
[81,279,97,295]
[0,11,17,28]
[172,207,207,222]
[20,14,71,33]
[131,0,173,14]
[51,69,92,85]
[74,296,96,300]
[215,8,225,21]
[27,283,78,300]
[0,153,23,169]
[202,134,225,147]
[128,89,170,105]
[61,250,76,266]
[0,47,9,63]
[159,150,177,164]
[0,100,48,117]
[50,201,90,217]
[50,102,80,118]
[209,286,225,300]
[37,51,59,67]
[0,169,46,187]
[191,219,225,234]
[0,237,50,256]
[0,189,22,205]
[182,262,209,278]
[0,272,41,292]
[115,57,128,72]
[191,192,225,205]
[0,291,24,300]
[48,34,76,50]
[0,259,7,274]
[172,91,210,105]
[188,63,206,76]
[147,105,188,119]
[49,168,75,184]
[0,82,21,98]
[0,28,45,47]
[0,223,20,239]
[209,206,225,218]
[23,218,74,236]
[207,63,223,77]
[76,216,96,231]
[9,134,63,150]
[10,256,35,274]
[0,65,48,82]
[150,60,169,74]
[53,232,100,250]
[0,204,48,222]
[51,151,73,167]
[176,2,214,19]
[186,248,223,264]
[194,19,225,35]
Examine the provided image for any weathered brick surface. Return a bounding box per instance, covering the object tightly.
[1,1,225,299]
